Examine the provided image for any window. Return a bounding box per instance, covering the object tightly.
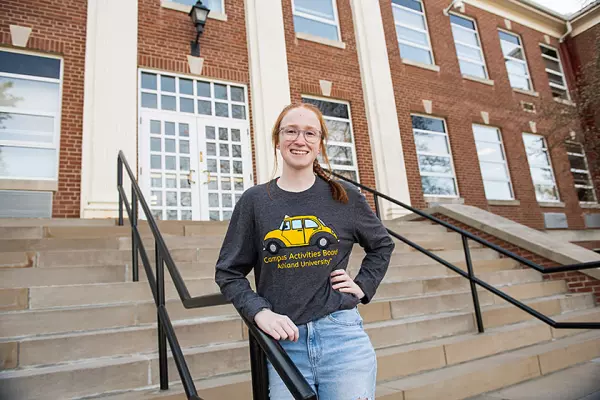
[291,219,303,229]
[540,45,570,100]
[412,115,458,197]
[305,219,318,228]
[302,97,359,182]
[292,0,341,41]
[282,221,290,230]
[392,0,434,65]
[499,31,532,91]
[140,72,247,120]
[171,0,223,13]
[0,50,62,181]
[472,125,514,200]
[522,133,559,201]
[450,14,488,79]
[566,142,597,203]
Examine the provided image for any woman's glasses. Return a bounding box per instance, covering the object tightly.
[279,127,322,144]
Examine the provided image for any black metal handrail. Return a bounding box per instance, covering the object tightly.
[117,151,316,400]
[328,170,600,332]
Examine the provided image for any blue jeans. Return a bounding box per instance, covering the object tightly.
[267,307,377,399]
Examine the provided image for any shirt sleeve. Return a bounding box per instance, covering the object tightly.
[352,190,395,304]
[215,191,273,321]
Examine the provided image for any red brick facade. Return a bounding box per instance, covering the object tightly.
[1,1,87,218]
[1,0,599,229]
[380,0,598,230]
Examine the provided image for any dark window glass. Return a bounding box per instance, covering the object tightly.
[392,0,422,12]
[450,14,475,30]
[302,98,349,119]
[0,51,61,79]
[411,115,446,133]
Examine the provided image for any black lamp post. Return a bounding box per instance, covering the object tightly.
[189,0,210,57]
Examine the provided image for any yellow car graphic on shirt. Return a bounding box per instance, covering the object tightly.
[263,215,339,254]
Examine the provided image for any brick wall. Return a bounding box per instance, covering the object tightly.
[1,1,87,217]
[567,25,600,216]
[280,0,377,191]
[379,0,598,230]
[432,213,600,303]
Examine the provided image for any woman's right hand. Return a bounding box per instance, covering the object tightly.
[254,309,299,342]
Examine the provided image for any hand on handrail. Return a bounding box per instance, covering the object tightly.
[255,309,300,342]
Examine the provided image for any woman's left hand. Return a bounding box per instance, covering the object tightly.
[331,269,365,299]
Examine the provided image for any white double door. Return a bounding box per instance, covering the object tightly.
[139,111,252,221]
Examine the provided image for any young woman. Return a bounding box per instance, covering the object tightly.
[215,103,394,399]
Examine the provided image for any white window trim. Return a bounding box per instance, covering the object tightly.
[291,0,342,43]
[392,0,436,65]
[0,47,64,182]
[498,29,534,92]
[412,114,459,198]
[522,133,560,202]
[540,43,571,101]
[302,95,360,182]
[566,141,597,204]
[161,0,227,21]
[450,13,489,79]
[472,125,515,200]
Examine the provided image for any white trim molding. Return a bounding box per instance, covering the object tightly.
[80,0,138,218]
[160,1,228,22]
[350,0,412,219]
[295,32,346,49]
[245,0,291,183]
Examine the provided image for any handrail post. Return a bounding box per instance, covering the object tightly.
[117,156,124,226]
[156,241,169,390]
[374,193,381,220]
[249,335,270,400]
[131,186,139,282]
[462,236,484,333]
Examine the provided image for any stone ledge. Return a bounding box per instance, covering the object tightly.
[580,203,600,209]
[513,88,540,97]
[399,204,600,281]
[539,201,566,208]
[402,59,441,72]
[463,75,495,86]
[160,1,228,21]
[488,199,521,206]
[295,32,346,49]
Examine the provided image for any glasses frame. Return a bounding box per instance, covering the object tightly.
[278,127,323,144]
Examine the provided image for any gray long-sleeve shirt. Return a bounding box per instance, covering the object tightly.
[214,176,394,325]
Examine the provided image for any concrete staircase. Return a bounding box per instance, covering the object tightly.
[1,218,599,400]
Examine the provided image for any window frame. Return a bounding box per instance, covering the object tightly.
[566,141,597,204]
[539,43,570,101]
[291,0,342,42]
[0,47,64,181]
[498,29,534,92]
[449,13,488,79]
[472,124,514,200]
[522,132,560,202]
[411,114,459,198]
[392,0,436,65]
[301,95,360,183]
[169,0,225,14]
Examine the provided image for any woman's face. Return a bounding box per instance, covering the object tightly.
[277,107,322,171]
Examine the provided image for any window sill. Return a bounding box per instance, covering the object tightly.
[553,97,576,107]
[463,75,495,86]
[295,32,346,49]
[425,196,464,206]
[488,199,520,206]
[513,88,539,97]
[580,203,600,209]
[160,1,228,21]
[402,59,440,72]
[538,201,565,208]
[0,179,58,192]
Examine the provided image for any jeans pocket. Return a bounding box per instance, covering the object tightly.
[327,307,363,326]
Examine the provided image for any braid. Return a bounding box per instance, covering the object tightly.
[313,160,349,204]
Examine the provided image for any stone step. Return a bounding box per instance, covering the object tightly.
[21,268,539,313]
[384,221,449,234]
[384,258,520,280]
[375,329,600,400]
[82,309,600,400]
[0,218,117,227]
[3,279,575,369]
[0,265,128,289]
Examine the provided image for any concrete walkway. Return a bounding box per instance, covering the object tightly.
[469,359,600,400]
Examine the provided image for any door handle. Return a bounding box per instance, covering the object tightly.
[296,229,303,232]
[202,170,212,185]
[199,151,203,162]
[187,169,196,184]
